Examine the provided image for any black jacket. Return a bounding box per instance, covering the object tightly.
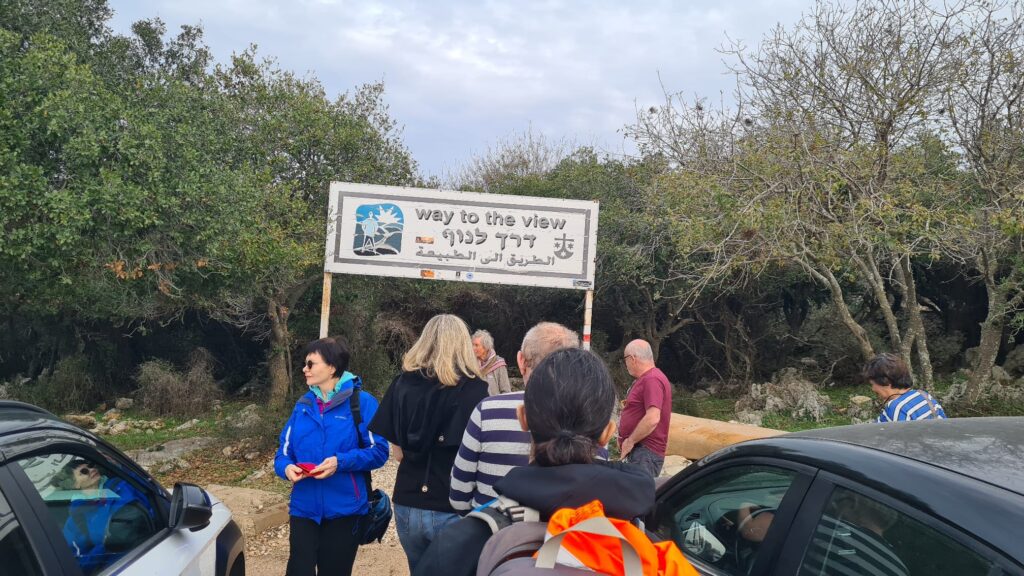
[369,370,488,511]
[412,460,655,576]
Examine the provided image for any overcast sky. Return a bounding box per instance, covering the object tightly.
[105,0,808,179]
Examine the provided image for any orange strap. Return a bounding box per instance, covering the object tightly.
[542,500,698,576]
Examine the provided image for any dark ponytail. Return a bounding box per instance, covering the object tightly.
[524,348,617,467]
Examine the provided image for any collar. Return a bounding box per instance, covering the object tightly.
[310,371,357,403]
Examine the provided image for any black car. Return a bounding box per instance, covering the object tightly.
[649,417,1024,576]
[0,401,245,575]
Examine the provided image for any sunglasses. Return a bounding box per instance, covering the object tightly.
[302,360,322,370]
[74,464,95,476]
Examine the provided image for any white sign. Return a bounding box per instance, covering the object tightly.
[325,182,599,290]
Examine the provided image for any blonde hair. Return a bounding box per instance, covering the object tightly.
[403,314,482,386]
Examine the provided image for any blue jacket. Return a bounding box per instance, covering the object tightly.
[274,373,389,522]
[64,477,156,573]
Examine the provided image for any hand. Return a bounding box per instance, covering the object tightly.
[392,445,404,463]
[620,438,635,460]
[284,464,306,483]
[311,456,338,479]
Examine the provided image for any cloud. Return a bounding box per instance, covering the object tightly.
[107,0,807,177]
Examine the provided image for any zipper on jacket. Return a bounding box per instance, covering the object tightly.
[349,473,361,499]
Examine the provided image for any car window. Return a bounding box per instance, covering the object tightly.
[799,486,1001,576]
[0,485,44,576]
[656,465,799,575]
[15,452,161,576]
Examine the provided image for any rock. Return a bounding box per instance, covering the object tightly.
[243,468,268,483]
[733,369,831,422]
[230,404,261,430]
[146,429,155,435]
[205,485,288,540]
[103,408,120,421]
[109,421,130,435]
[244,452,260,461]
[222,446,235,457]
[660,455,692,478]
[692,389,710,399]
[64,414,97,430]
[848,395,875,423]
[127,436,215,468]
[1003,346,1024,376]
[992,365,1013,384]
[114,397,135,410]
[174,418,200,431]
[735,410,764,427]
[798,357,819,368]
[965,346,980,368]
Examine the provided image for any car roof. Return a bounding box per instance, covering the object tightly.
[0,400,72,438]
[779,417,1024,495]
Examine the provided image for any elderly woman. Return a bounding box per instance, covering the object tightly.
[863,353,946,422]
[472,329,511,395]
[369,314,489,572]
[274,337,389,576]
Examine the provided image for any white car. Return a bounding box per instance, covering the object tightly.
[0,401,245,576]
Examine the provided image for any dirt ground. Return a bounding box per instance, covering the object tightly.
[246,457,410,576]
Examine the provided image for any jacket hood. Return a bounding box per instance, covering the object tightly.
[494,460,655,519]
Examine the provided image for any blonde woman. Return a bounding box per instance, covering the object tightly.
[369,314,488,572]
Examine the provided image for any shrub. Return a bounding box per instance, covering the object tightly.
[12,355,103,414]
[137,348,221,417]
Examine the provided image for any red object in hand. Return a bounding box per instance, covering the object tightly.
[296,462,321,475]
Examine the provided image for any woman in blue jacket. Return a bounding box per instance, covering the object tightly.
[274,337,389,576]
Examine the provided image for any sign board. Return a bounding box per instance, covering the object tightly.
[325,182,599,290]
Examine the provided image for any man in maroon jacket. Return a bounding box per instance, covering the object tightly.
[618,339,673,477]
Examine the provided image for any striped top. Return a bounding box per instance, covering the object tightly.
[877,389,947,423]
[449,391,532,512]
[800,514,909,576]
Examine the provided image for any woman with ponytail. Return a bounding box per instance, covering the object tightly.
[413,347,655,576]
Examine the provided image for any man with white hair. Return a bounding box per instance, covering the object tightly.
[449,322,580,512]
[472,329,511,396]
[618,339,673,478]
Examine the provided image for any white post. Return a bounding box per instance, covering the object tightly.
[582,289,594,351]
[319,272,332,338]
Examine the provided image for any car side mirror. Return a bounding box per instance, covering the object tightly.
[170,483,212,532]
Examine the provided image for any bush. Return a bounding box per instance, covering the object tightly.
[137,348,221,417]
[11,354,104,414]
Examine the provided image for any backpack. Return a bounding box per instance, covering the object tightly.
[473,498,697,576]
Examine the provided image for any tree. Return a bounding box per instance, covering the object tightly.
[211,50,418,406]
[941,2,1024,402]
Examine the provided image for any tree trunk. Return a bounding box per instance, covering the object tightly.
[854,252,903,353]
[807,263,875,361]
[267,297,292,408]
[898,256,933,390]
[965,257,1005,404]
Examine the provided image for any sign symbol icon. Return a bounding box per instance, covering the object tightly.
[553,234,575,259]
[354,204,403,256]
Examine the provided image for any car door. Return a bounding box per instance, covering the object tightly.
[775,473,1024,576]
[6,446,167,576]
[650,457,816,576]
[0,465,55,575]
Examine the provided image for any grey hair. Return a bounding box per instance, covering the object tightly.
[520,322,580,369]
[625,340,654,362]
[471,329,495,352]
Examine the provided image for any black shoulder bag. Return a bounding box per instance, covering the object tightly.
[350,389,393,544]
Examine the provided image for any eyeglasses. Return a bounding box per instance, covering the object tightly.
[622,355,634,363]
[303,360,324,370]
